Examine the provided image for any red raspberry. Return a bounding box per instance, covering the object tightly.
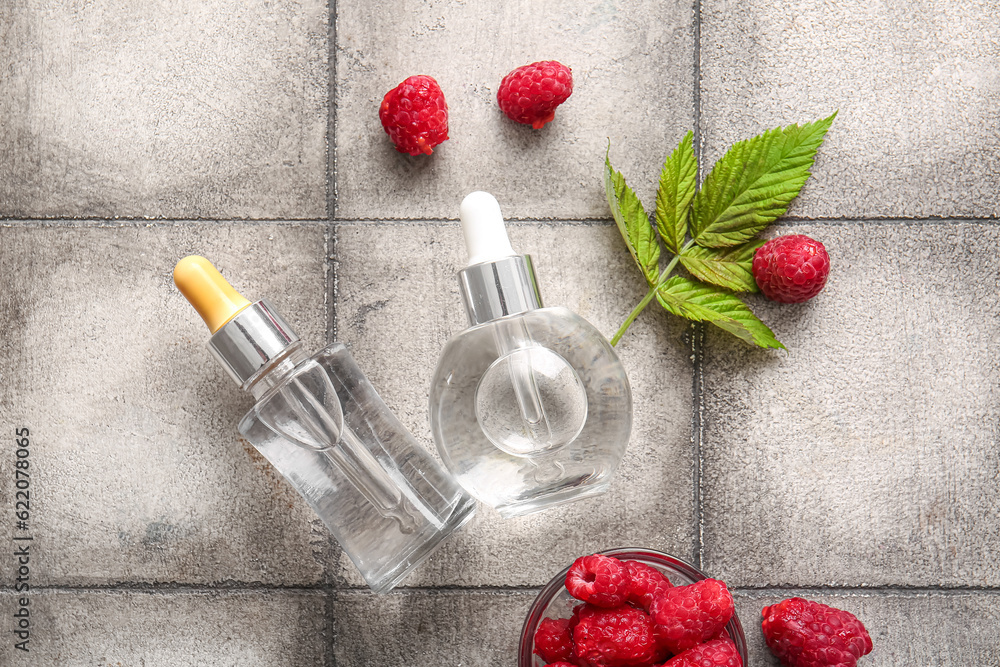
[663,637,743,667]
[570,604,584,630]
[573,604,663,667]
[752,234,831,303]
[649,578,734,655]
[497,60,573,129]
[546,664,579,667]
[625,561,673,612]
[378,75,449,155]
[535,617,575,664]
[566,554,631,608]
[761,598,872,667]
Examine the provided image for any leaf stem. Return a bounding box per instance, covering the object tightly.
[610,246,689,346]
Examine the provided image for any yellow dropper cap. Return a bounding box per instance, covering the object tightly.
[173,256,252,334]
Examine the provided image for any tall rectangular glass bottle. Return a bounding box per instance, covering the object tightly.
[175,256,476,592]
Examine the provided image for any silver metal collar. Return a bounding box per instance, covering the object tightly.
[458,255,542,326]
[208,299,299,386]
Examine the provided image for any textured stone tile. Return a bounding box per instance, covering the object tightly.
[0,222,333,585]
[334,221,695,587]
[0,0,327,219]
[700,0,1000,218]
[332,589,533,667]
[335,0,695,220]
[0,589,328,666]
[735,590,1000,665]
[701,223,1000,587]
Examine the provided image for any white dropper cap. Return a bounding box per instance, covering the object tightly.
[459,191,516,266]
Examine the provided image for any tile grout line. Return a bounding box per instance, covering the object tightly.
[691,323,705,571]
[330,224,340,343]
[5,583,998,596]
[327,0,338,222]
[0,584,329,593]
[693,0,703,178]
[328,218,612,226]
[324,588,339,667]
[325,224,334,346]
[730,585,1000,597]
[326,2,341,666]
[2,216,999,226]
[691,0,705,572]
[324,586,546,595]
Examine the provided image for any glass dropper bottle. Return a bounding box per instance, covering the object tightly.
[429,192,633,517]
[174,256,476,592]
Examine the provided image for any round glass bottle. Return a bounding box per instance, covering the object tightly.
[429,193,633,517]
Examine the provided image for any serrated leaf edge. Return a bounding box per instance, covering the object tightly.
[655,131,697,255]
[678,241,764,293]
[691,111,837,249]
[656,275,784,349]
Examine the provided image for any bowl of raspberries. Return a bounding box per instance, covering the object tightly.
[519,549,747,667]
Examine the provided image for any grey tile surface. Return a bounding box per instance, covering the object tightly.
[335,0,695,220]
[0,222,334,585]
[331,589,533,667]
[700,0,1000,219]
[334,221,695,586]
[2,0,999,664]
[0,0,328,219]
[701,223,1000,587]
[734,590,1000,665]
[0,589,329,666]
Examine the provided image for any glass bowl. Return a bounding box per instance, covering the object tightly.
[518,548,747,666]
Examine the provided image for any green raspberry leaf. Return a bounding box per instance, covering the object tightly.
[691,112,837,248]
[605,151,660,287]
[657,276,784,349]
[679,241,764,293]
[655,131,697,254]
